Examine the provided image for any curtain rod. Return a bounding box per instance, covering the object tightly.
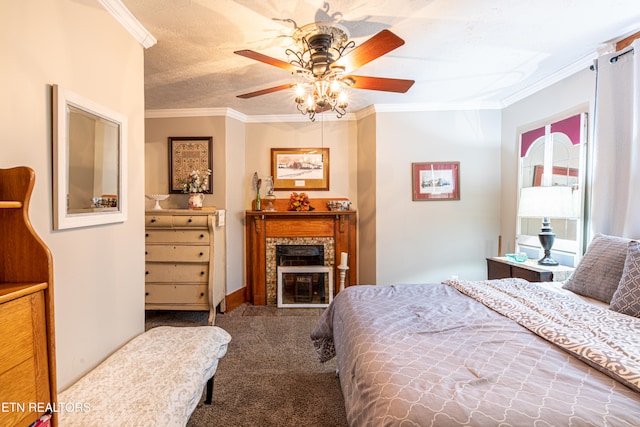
[610,47,634,63]
[590,47,634,70]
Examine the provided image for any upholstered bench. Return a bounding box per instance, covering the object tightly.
[58,326,231,426]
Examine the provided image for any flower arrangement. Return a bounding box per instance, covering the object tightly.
[288,192,314,211]
[181,169,211,193]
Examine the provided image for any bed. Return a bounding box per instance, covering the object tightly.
[311,234,640,426]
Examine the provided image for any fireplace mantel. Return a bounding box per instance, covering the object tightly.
[245,199,357,305]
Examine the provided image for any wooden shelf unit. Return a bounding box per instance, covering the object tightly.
[0,167,57,427]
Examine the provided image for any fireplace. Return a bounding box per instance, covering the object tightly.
[246,206,357,306]
[276,245,324,266]
[277,266,333,308]
[275,244,333,307]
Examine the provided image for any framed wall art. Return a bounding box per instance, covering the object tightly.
[168,136,213,194]
[271,147,329,191]
[412,161,460,201]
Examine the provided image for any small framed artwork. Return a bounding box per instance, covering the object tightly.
[271,147,329,191]
[533,165,578,187]
[412,161,460,201]
[169,136,213,194]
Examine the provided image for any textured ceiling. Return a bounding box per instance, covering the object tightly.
[122,0,640,117]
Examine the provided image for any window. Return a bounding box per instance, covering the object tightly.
[517,113,587,266]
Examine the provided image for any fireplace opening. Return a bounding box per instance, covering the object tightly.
[276,245,324,266]
[276,245,332,307]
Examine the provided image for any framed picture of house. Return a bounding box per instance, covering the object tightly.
[533,165,578,187]
[271,147,329,190]
[168,136,213,194]
[412,161,460,201]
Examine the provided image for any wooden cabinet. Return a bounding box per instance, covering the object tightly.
[0,167,56,427]
[486,257,574,282]
[145,210,221,324]
[245,199,357,305]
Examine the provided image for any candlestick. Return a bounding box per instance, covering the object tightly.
[337,265,349,292]
[340,252,348,267]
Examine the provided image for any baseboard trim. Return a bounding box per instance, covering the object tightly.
[224,288,247,313]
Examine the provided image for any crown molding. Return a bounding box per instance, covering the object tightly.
[145,108,233,119]
[98,0,157,48]
[499,52,598,108]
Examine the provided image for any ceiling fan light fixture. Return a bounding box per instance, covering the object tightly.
[294,85,306,104]
[329,80,342,98]
[236,23,414,122]
[337,91,348,109]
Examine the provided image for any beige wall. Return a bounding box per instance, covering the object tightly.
[356,113,377,284]
[373,110,502,283]
[244,120,358,207]
[224,117,246,294]
[1,0,146,389]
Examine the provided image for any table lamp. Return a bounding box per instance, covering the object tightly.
[517,186,576,266]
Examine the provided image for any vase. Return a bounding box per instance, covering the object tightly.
[264,192,276,211]
[188,193,204,209]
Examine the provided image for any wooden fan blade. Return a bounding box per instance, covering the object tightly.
[347,75,415,93]
[237,83,295,99]
[234,49,303,73]
[335,30,405,73]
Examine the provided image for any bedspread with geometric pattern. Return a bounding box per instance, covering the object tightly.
[445,278,640,393]
[311,282,640,426]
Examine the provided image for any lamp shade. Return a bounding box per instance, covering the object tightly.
[518,186,577,219]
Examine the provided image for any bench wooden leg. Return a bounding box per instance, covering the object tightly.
[205,376,214,405]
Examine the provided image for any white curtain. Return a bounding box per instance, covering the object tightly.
[590,39,640,239]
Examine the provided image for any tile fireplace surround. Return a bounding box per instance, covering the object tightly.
[245,198,357,306]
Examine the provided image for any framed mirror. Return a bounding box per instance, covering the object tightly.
[52,85,127,230]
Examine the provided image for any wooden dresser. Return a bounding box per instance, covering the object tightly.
[145,209,221,324]
[0,167,57,427]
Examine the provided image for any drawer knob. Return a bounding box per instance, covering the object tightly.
[200,292,205,297]
[145,271,149,275]
[188,218,193,223]
[199,234,204,239]
[200,271,205,276]
[145,251,148,255]
[145,292,149,296]
[151,218,156,223]
[199,252,204,257]
[145,233,149,237]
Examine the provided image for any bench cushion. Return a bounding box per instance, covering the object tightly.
[58,326,231,427]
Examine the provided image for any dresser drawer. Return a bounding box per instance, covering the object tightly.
[145,263,209,283]
[172,215,208,227]
[145,229,210,244]
[0,292,49,427]
[145,215,173,227]
[0,295,37,375]
[145,284,209,304]
[146,245,210,262]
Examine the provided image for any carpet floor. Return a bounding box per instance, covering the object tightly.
[145,306,348,427]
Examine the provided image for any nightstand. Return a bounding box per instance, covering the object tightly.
[486,257,574,282]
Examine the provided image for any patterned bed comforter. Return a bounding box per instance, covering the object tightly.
[311,279,640,426]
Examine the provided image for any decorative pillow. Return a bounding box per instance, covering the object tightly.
[562,233,631,303]
[610,240,640,317]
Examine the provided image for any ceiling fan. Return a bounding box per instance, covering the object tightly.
[234,22,415,121]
